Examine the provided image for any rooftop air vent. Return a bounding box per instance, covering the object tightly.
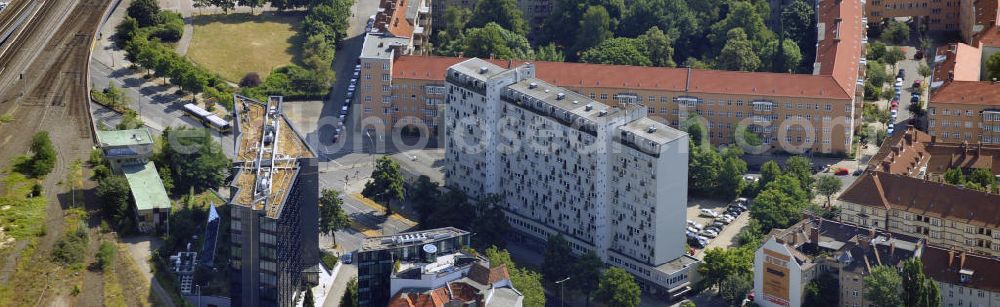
[598,110,608,117]
[572,100,579,104]
[647,126,657,133]
[529,82,538,89]
[556,93,566,100]
[479,66,488,74]
[584,104,593,111]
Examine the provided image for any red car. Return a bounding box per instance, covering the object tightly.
[891,100,899,108]
[835,168,849,176]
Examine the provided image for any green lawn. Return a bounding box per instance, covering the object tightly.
[187,12,304,83]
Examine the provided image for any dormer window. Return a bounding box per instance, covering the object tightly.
[960,269,974,283]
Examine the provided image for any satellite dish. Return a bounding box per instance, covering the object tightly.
[422,244,437,254]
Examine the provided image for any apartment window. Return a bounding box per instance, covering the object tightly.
[382,85,391,92]
[365,74,372,80]
[383,63,390,70]
[364,107,372,113]
[382,96,392,103]
[649,96,655,102]
[600,94,608,100]
[364,63,372,69]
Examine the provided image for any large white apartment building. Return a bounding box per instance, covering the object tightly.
[443,58,698,299]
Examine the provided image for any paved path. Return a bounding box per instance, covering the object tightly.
[122,236,176,307]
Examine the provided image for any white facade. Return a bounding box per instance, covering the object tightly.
[939,282,1000,307]
[444,58,691,293]
[754,238,804,307]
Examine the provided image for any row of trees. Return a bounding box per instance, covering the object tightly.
[118,0,233,108]
[435,0,816,73]
[192,0,335,13]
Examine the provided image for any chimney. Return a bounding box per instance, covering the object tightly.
[685,66,692,92]
[810,225,820,247]
[949,249,955,267]
[507,59,513,69]
[890,241,896,256]
[960,251,967,270]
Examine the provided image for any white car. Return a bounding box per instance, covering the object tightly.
[687,226,699,234]
[891,109,898,117]
[353,71,360,78]
[691,222,704,231]
[354,64,361,72]
[715,216,732,224]
[699,209,718,218]
[699,230,718,238]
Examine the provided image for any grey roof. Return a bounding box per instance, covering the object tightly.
[449,58,507,82]
[360,33,411,60]
[488,287,523,307]
[619,117,687,145]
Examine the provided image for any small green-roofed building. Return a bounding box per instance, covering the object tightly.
[96,128,153,147]
[97,128,155,172]
[122,161,171,232]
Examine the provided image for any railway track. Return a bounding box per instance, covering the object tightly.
[0,0,109,139]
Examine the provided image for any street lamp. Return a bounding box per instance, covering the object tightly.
[555,276,571,307]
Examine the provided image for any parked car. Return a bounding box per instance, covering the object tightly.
[835,168,849,176]
[705,225,722,232]
[699,209,718,218]
[688,238,706,249]
[912,79,922,88]
[342,252,353,264]
[712,221,726,229]
[911,95,920,103]
[853,168,863,176]
[355,64,362,72]
[691,222,704,231]
[687,226,699,233]
[735,198,749,206]
[888,125,895,135]
[898,69,906,79]
[891,109,898,117]
[715,216,732,225]
[699,230,718,238]
[890,99,899,108]
[914,49,924,60]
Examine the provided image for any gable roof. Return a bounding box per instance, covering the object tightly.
[922,244,1000,292]
[931,81,1000,106]
[839,171,1000,228]
[392,56,853,100]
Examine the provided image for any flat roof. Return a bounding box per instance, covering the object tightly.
[96,128,153,147]
[361,227,468,251]
[231,95,314,219]
[122,161,172,211]
[361,33,411,60]
[619,117,686,145]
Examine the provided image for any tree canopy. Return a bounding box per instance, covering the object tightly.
[542,234,575,283]
[462,23,534,60]
[319,189,349,243]
[864,265,904,307]
[594,267,641,307]
[580,37,652,66]
[158,127,231,193]
[362,156,405,215]
[718,28,761,72]
[467,0,528,35]
[484,246,546,307]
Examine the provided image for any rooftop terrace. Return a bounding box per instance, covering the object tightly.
[361,227,468,251]
[231,95,314,218]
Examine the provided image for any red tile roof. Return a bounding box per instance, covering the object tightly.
[975,0,999,29]
[930,81,1000,106]
[815,0,865,97]
[839,171,1000,228]
[390,0,863,101]
[931,44,982,86]
[922,245,1000,292]
[376,0,414,38]
[392,56,852,99]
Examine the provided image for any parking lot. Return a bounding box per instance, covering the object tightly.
[685,197,751,258]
